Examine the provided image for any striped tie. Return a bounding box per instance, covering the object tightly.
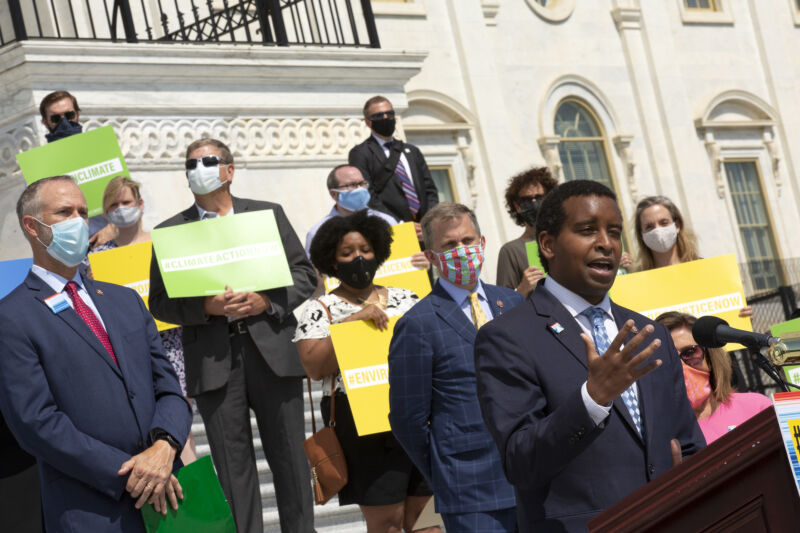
[580,307,642,435]
[385,141,420,216]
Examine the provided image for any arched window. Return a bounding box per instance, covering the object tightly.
[554,99,617,194]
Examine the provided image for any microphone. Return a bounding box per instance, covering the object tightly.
[692,316,778,350]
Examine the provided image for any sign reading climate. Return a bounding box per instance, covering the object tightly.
[151,210,293,298]
[610,254,752,351]
[17,125,130,218]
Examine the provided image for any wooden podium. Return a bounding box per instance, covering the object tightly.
[588,407,800,532]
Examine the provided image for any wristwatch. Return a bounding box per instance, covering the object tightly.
[149,428,181,452]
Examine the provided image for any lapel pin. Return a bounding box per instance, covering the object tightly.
[96,289,104,295]
[497,299,504,308]
[404,148,410,153]
[549,321,565,334]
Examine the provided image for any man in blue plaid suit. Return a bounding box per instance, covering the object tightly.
[388,202,522,532]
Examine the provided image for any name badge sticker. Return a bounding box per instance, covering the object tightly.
[44,293,70,314]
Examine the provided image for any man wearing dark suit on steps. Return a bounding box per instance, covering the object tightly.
[474,180,705,532]
[348,95,439,241]
[149,139,316,533]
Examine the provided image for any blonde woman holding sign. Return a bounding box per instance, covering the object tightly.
[90,176,197,465]
[634,195,753,317]
[294,210,438,533]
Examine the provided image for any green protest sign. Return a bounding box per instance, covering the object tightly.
[141,456,235,533]
[770,318,800,387]
[151,210,293,298]
[16,125,130,217]
[525,240,545,271]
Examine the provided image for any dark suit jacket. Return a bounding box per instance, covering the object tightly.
[0,272,191,533]
[474,282,705,532]
[149,196,316,397]
[388,281,522,514]
[348,136,439,222]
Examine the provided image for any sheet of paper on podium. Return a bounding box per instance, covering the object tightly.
[772,391,800,498]
[329,316,400,436]
[88,241,178,331]
[16,125,130,217]
[141,456,235,533]
[609,254,751,351]
[151,210,292,298]
[0,258,33,300]
[324,222,431,299]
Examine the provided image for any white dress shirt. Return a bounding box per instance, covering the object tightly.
[31,264,106,329]
[543,276,639,426]
[373,133,415,187]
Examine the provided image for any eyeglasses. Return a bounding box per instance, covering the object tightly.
[678,344,705,363]
[333,180,368,191]
[368,110,395,121]
[185,156,228,170]
[49,111,76,124]
[517,194,545,204]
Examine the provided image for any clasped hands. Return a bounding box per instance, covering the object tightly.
[118,440,182,515]
[204,285,271,318]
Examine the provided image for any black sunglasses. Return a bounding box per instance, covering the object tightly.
[678,344,705,362]
[368,110,395,121]
[185,156,228,170]
[49,111,76,124]
[517,194,545,204]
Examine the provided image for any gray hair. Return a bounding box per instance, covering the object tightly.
[421,202,481,250]
[16,176,76,230]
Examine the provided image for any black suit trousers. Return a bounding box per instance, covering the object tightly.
[195,330,313,533]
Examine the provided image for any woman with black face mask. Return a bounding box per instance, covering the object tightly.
[294,210,438,533]
[496,167,558,298]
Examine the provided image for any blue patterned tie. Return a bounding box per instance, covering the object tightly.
[385,141,420,215]
[581,307,643,435]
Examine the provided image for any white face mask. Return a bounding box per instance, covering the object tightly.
[642,223,678,253]
[107,205,141,228]
[187,164,224,195]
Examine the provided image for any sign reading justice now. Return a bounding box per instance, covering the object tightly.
[17,125,130,218]
[151,210,293,298]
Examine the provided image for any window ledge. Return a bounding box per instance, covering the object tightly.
[678,1,734,25]
[372,1,427,18]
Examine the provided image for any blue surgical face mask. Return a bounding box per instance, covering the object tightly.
[335,187,370,212]
[187,164,224,196]
[34,216,89,267]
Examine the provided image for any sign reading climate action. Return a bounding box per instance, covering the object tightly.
[17,125,130,218]
[609,254,751,351]
[151,210,293,298]
[324,222,431,299]
[88,241,178,332]
[329,316,401,436]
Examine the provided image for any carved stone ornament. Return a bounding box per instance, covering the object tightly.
[537,136,562,181]
[613,135,637,200]
[703,138,725,199]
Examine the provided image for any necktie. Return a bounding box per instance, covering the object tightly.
[468,292,489,329]
[384,141,420,216]
[64,281,118,366]
[580,307,642,435]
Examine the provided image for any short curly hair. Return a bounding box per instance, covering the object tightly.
[309,210,394,277]
[504,167,558,226]
[536,179,617,272]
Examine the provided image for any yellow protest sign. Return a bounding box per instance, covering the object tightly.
[609,254,751,351]
[329,316,400,436]
[89,241,178,332]
[324,222,431,299]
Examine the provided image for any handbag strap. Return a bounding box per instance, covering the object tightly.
[306,298,338,434]
[372,139,404,195]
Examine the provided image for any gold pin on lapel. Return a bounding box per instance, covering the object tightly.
[497,299,504,308]
[96,289,104,295]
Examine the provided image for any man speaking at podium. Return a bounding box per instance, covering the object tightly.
[474,180,705,532]
[0,176,191,532]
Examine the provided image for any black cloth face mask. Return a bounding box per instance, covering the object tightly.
[336,256,378,290]
[370,117,396,138]
[519,200,541,227]
[45,117,83,143]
